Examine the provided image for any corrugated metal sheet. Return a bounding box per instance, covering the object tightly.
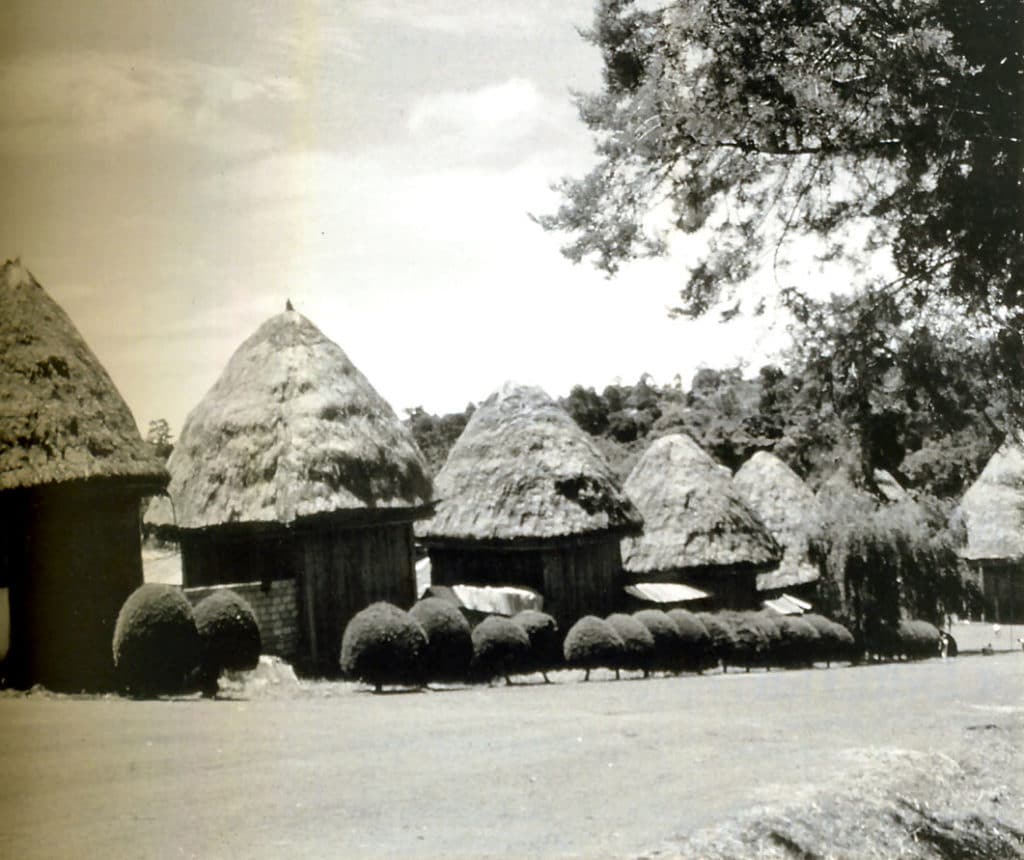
[624,582,710,603]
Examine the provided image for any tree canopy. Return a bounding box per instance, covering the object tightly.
[539,0,1023,434]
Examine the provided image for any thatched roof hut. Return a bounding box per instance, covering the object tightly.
[417,382,641,627]
[1,260,167,690]
[148,308,431,530]
[732,451,823,594]
[147,306,433,673]
[960,436,1024,562]
[959,436,1024,622]
[1,260,166,492]
[621,434,780,609]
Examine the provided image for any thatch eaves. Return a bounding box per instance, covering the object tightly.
[960,435,1024,561]
[621,434,781,575]
[732,451,824,591]
[146,308,432,529]
[0,260,167,493]
[416,382,642,543]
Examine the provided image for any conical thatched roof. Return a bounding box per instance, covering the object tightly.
[416,382,642,542]
[0,260,167,493]
[960,435,1024,560]
[146,308,431,529]
[621,434,780,575]
[732,451,823,590]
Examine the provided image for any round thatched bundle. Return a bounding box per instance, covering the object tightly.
[621,435,780,576]
[471,615,532,685]
[512,610,562,679]
[605,613,655,677]
[146,307,431,530]
[563,616,624,681]
[416,382,642,542]
[410,597,473,683]
[732,452,824,591]
[0,260,167,492]
[633,608,684,673]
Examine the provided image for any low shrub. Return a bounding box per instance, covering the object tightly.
[898,619,942,660]
[802,614,856,666]
[410,598,473,684]
[718,611,770,671]
[340,602,427,692]
[667,609,716,673]
[605,613,655,678]
[696,613,737,672]
[633,609,684,673]
[512,610,562,682]
[193,590,262,696]
[472,616,531,685]
[112,584,200,697]
[751,613,784,668]
[563,616,624,681]
[772,616,821,668]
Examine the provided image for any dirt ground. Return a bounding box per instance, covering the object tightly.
[0,655,1021,859]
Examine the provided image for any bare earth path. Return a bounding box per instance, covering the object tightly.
[0,656,1021,859]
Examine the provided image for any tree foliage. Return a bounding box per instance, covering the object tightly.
[539,0,1023,436]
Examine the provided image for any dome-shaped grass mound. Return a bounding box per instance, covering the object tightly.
[471,616,531,685]
[340,602,427,692]
[667,609,715,673]
[772,615,821,668]
[633,609,684,673]
[112,584,200,697]
[512,610,562,682]
[718,611,770,672]
[410,597,473,684]
[750,613,784,669]
[898,619,942,660]
[802,614,855,666]
[194,590,262,696]
[696,612,737,672]
[606,613,655,678]
[563,616,625,681]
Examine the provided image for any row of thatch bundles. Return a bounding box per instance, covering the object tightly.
[0,260,837,689]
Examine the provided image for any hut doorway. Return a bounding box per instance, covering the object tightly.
[428,547,545,593]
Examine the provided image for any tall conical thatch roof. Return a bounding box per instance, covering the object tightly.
[416,382,642,542]
[621,434,780,575]
[147,308,431,529]
[0,260,167,493]
[960,435,1024,560]
[732,451,823,590]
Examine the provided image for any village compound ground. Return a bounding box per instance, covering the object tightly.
[0,654,1021,859]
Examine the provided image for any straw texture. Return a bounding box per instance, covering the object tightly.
[416,382,641,541]
[732,451,823,590]
[0,260,167,492]
[621,434,780,574]
[147,308,431,529]
[960,435,1024,560]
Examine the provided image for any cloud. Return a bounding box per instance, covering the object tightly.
[353,1,551,35]
[0,51,305,155]
[408,78,543,136]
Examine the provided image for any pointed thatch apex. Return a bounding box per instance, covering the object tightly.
[416,382,642,542]
[146,309,431,529]
[0,260,167,493]
[286,299,294,311]
[960,435,1024,560]
[621,434,780,575]
[732,451,823,590]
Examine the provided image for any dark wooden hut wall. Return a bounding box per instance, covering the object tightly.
[427,548,545,593]
[296,521,416,675]
[972,560,1024,623]
[540,537,622,628]
[180,527,299,588]
[628,565,761,611]
[1,486,145,691]
[426,534,624,630]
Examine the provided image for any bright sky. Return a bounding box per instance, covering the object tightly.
[3,1,799,438]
